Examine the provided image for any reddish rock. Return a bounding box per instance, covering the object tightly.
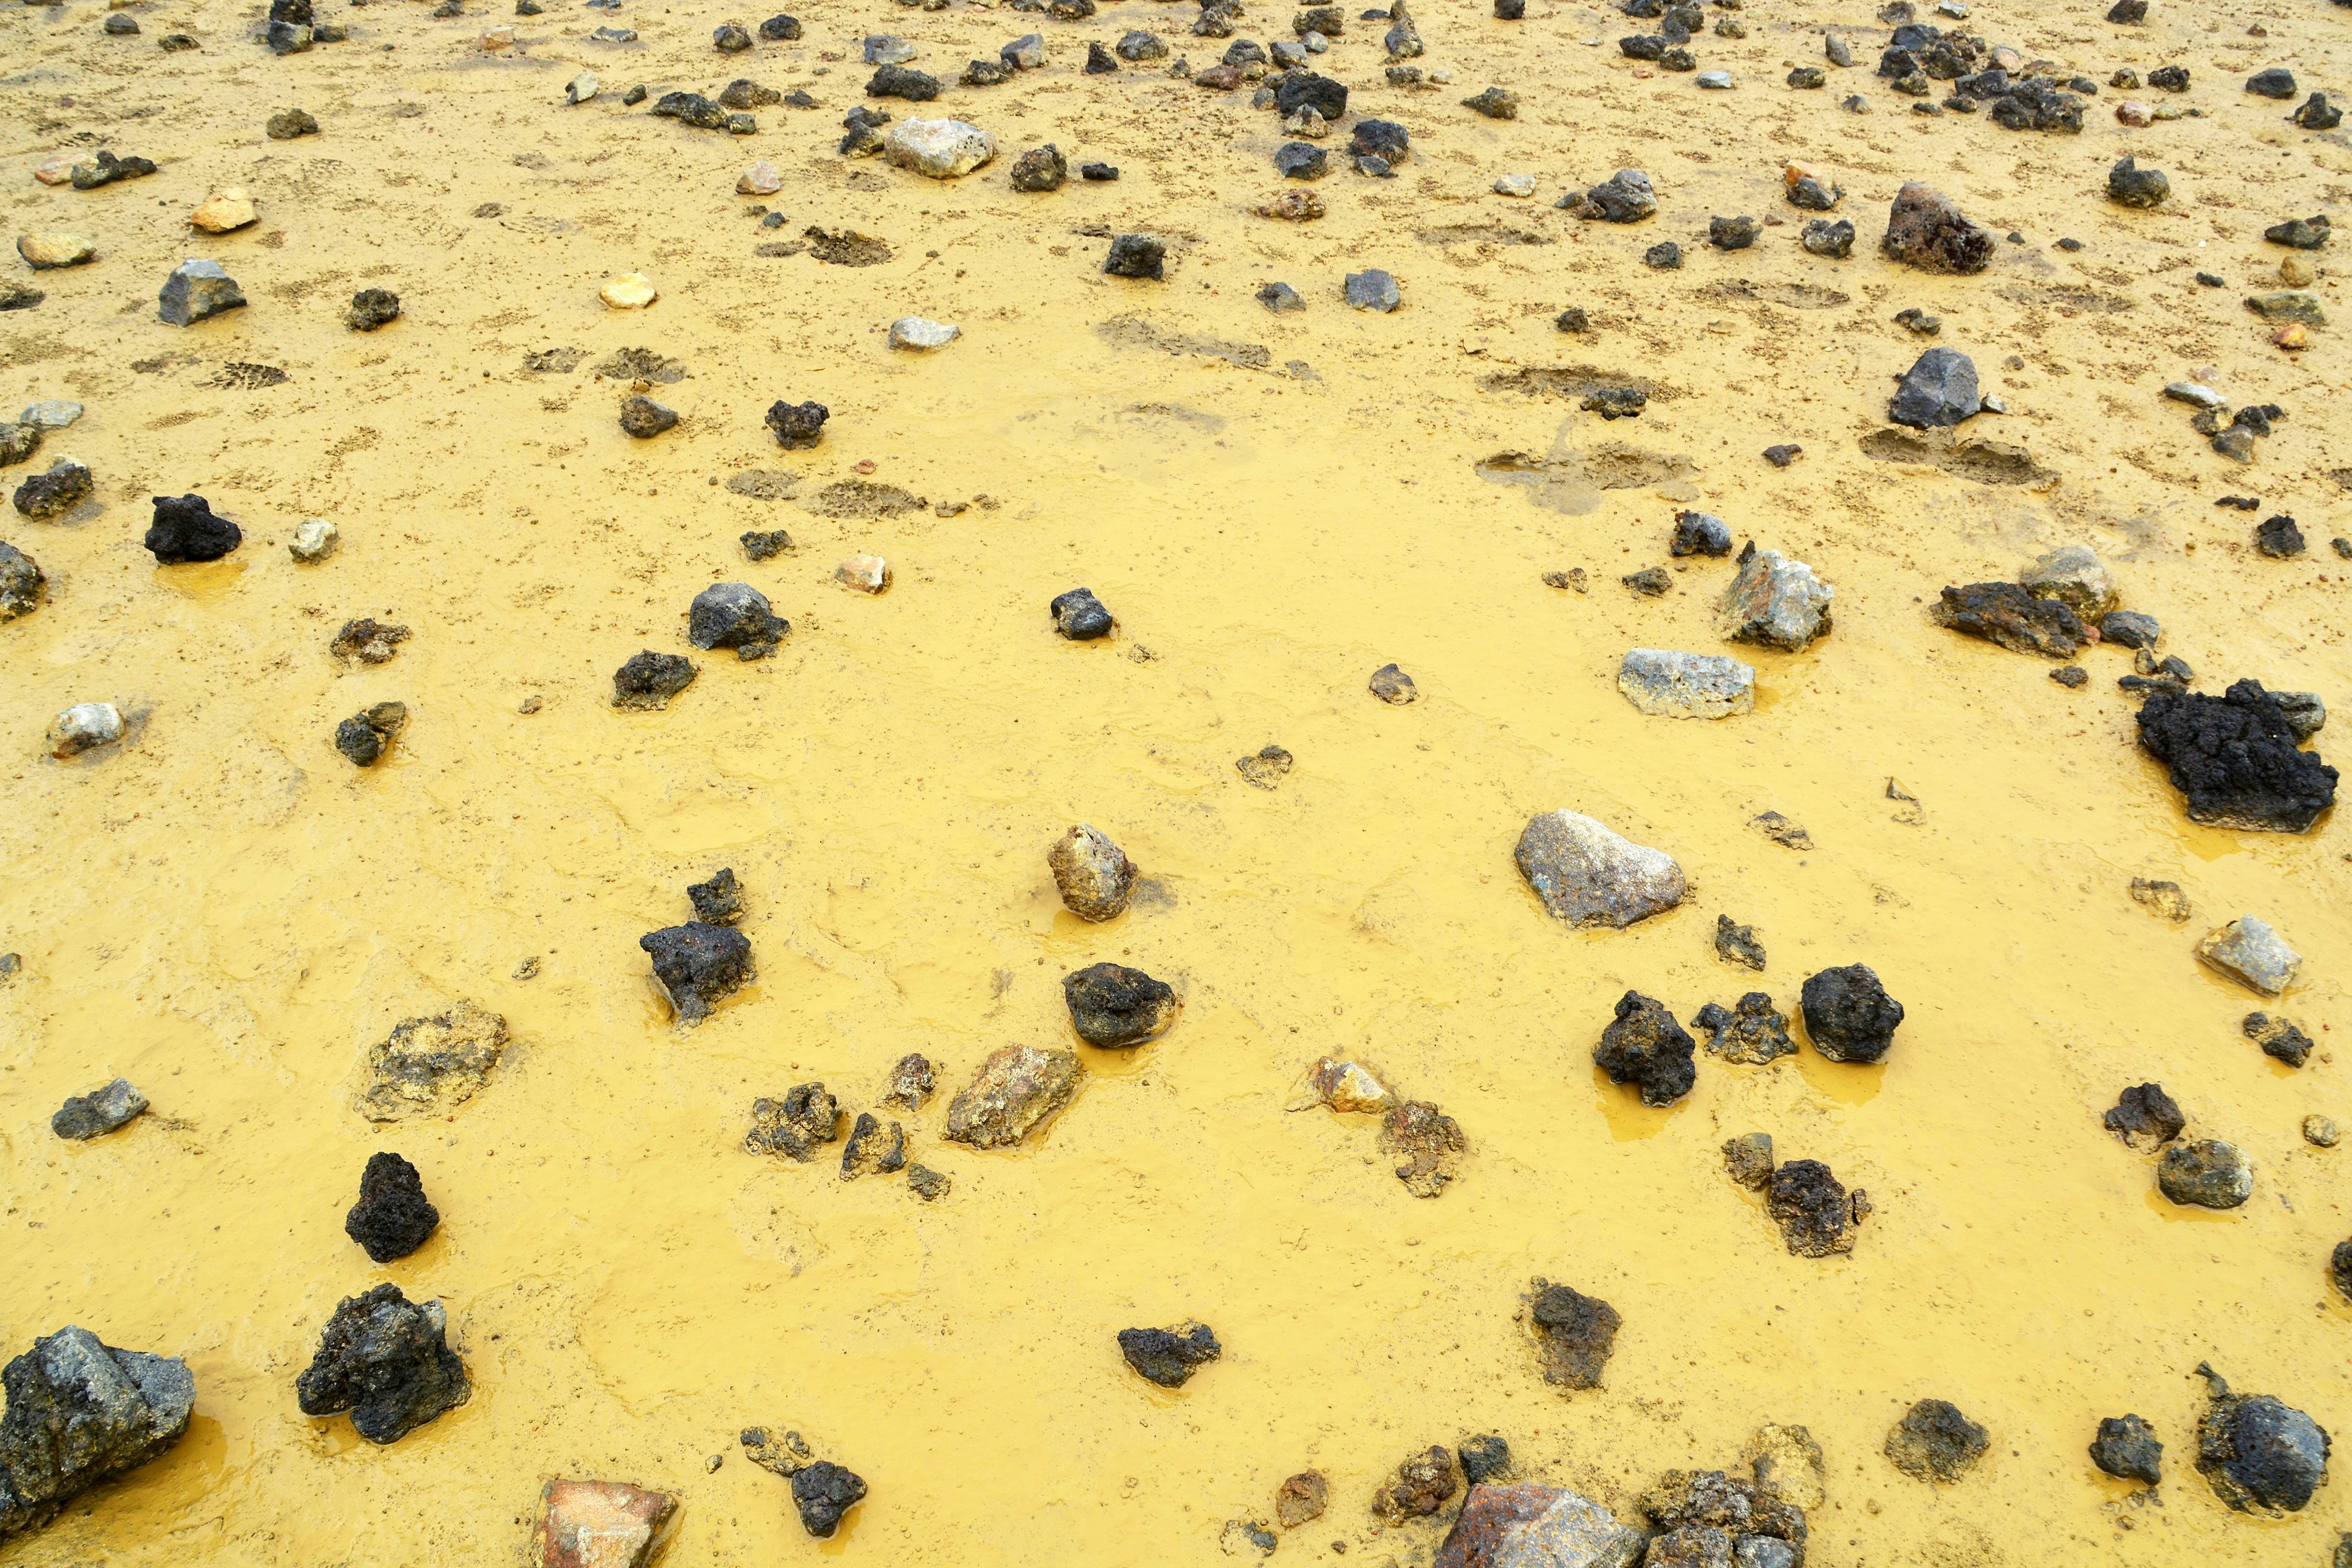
[1436,1482,1643,1568]
[530,1480,674,1568]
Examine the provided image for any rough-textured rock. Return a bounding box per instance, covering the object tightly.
[1799,965,1903,1063]
[688,867,743,926]
[1717,550,1833,651]
[1670,510,1734,557]
[1010,143,1067,191]
[1374,1447,1459,1523]
[190,189,258,234]
[884,118,996,177]
[1723,1132,1775,1189]
[344,1152,439,1262]
[1709,215,1761,250]
[944,1045,1080,1147]
[1435,1482,1644,1568]
[1696,993,1795,1065]
[355,1001,508,1121]
[157,259,246,326]
[330,617,409,665]
[792,1461,867,1538]
[612,651,699,710]
[2159,1139,2252,1208]
[1747,1424,1826,1511]
[1105,234,1167,278]
[1118,1322,1220,1387]
[1768,1159,1860,1257]
[839,1112,908,1179]
[881,1053,936,1110]
[1641,1470,1807,1558]
[15,460,93,521]
[1277,72,1348,119]
[1714,915,1766,971]
[1276,141,1329,180]
[50,1079,147,1140]
[0,1327,194,1543]
[1345,269,1401,311]
[0,542,43,622]
[1529,1279,1619,1389]
[1594,991,1697,1106]
[48,701,124,760]
[1889,347,1980,427]
[144,494,240,562]
[2108,155,2168,207]
[1617,649,1756,719]
[335,702,407,768]
[347,287,400,331]
[15,234,96,270]
[1299,1056,1394,1114]
[1369,663,1418,704]
[1584,169,1658,222]
[296,1284,470,1444]
[1380,1099,1464,1197]
[2091,1415,2162,1485]
[2244,1011,2314,1067]
[2103,1082,2184,1148]
[1276,1470,1328,1527]
[2137,682,2336,833]
[530,1480,674,1568]
[2272,691,2326,742]
[1931,582,2087,658]
[743,1083,841,1160]
[1801,218,1855,257]
[906,1163,951,1200]
[1235,745,1294,788]
[1886,1399,1988,1482]
[1882,181,1994,272]
[2196,915,2302,995]
[1459,1436,1511,1485]
[2196,1365,2329,1514]
[619,395,677,437]
[1063,963,1179,1046]
[1049,824,1135,920]
[1515,810,1685,929]
[764,399,828,447]
[688,582,787,658]
[640,922,752,1024]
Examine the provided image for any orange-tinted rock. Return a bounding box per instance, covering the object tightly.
[530,1480,674,1568]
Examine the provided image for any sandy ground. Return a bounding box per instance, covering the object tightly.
[2,0,2350,1559]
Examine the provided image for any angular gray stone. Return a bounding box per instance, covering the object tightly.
[2020,545,2116,617]
[1889,347,1979,427]
[1617,649,1755,719]
[1345,269,1400,311]
[157,259,246,326]
[1514,809,1685,929]
[0,1327,194,1543]
[50,1079,147,1140]
[2159,1139,2253,1208]
[1716,549,1833,651]
[2196,916,2300,995]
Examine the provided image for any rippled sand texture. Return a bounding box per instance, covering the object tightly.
[2,0,2349,1559]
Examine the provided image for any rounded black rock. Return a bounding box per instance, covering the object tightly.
[145,493,241,563]
[1593,990,1696,1107]
[764,399,828,448]
[2090,1414,2162,1485]
[1103,233,1166,279]
[348,288,401,331]
[344,1152,439,1263]
[1062,962,1179,1046]
[1051,587,1114,639]
[1799,964,1903,1062]
[612,650,699,710]
[791,1460,867,1537]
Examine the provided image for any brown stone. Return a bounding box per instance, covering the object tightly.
[942,1044,1080,1147]
[1275,1470,1327,1527]
[1373,1446,1458,1523]
[530,1479,674,1568]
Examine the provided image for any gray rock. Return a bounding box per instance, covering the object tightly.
[50,1079,147,1140]
[1582,169,1656,221]
[1515,810,1684,929]
[2107,155,2168,207]
[1345,269,1400,311]
[1714,914,1766,970]
[157,259,246,326]
[619,396,677,437]
[1670,510,1733,556]
[2099,610,2159,649]
[1435,1483,1644,1568]
[688,866,743,926]
[19,402,81,431]
[347,288,400,331]
[1369,663,1417,703]
[2159,1139,2252,1208]
[1696,993,1795,1064]
[1801,218,1855,257]
[0,542,44,622]
[2273,691,2326,741]
[295,1285,470,1444]
[1001,31,1044,68]
[1888,347,1979,427]
[864,33,915,62]
[1716,549,1833,651]
[1886,1399,1988,1482]
[2103,1082,2184,1149]
[0,1327,194,1543]
[1117,29,1167,59]
[1104,233,1165,279]
[1528,1278,1621,1387]
[1825,33,1852,65]
[2019,545,2116,617]
[2196,915,2300,995]
[1617,649,1755,719]
[641,922,752,1024]
[687,582,787,658]
[47,701,124,759]
[1258,281,1305,313]
[1275,141,1328,180]
[1050,586,1114,639]
[2090,1414,2162,1485]
[2195,1365,2329,1513]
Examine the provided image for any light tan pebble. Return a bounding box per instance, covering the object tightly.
[835,555,892,593]
[189,189,258,234]
[2280,255,2315,287]
[478,24,514,48]
[737,160,782,195]
[599,272,656,308]
[15,233,96,269]
[33,155,75,186]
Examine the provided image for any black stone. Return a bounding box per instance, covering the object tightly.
[1709,214,1761,250]
[759,13,802,39]
[741,529,793,561]
[1889,347,1979,427]
[1768,1158,1857,1256]
[619,396,678,438]
[1800,964,1903,1062]
[344,1152,439,1263]
[1081,162,1119,180]
[1276,72,1348,119]
[2245,67,2296,99]
[1104,233,1165,278]
[1459,1434,1511,1483]
[2292,93,2341,130]
[1119,1323,1221,1387]
[1583,388,1646,420]
[14,460,93,521]
[1528,1279,1620,1387]
[640,922,752,1023]
[144,494,241,563]
[1275,141,1328,180]
[1593,990,1696,1107]
[1670,509,1732,556]
[2107,155,2167,207]
[1645,241,1683,269]
[2105,0,2145,18]
[612,651,699,711]
[1062,962,1177,1046]
[866,64,940,100]
[791,1461,867,1538]
[2244,1012,2314,1068]
[2091,1415,2162,1485]
[765,398,828,447]
[1802,217,1855,257]
[688,866,743,926]
[2135,679,2337,832]
[651,91,729,129]
[1086,40,1118,72]
[2148,64,2187,90]
[2195,1365,2329,1513]
[2255,514,2305,557]
[334,703,406,768]
[1887,1398,1990,1481]
[295,1284,470,1444]
[348,288,400,331]
[1051,587,1114,639]
[1931,582,2087,657]
[1764,443,1802,466]
[1349,119,1410,165]
[2103,1082,2185,1147]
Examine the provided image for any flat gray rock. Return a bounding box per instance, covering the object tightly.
[2196,916,2300,995]
[1617,648,1755,718]
[157,259,245,327]
[1514,809,1685,929]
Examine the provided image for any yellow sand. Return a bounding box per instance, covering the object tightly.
[2,0,2348,1560]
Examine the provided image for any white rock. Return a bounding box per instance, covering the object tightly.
[2197,916,2301,996]
[32,155,75,187]
[737,159,782,195]
[290,519,338,562]
[887,315,960,350]
[1514,809,1685,929]
[1696,69,1733,87]
[883,118,997,179]
[599,272,657,308]
[48,702,124,759]
[1493,173,1536,197]
[2163,381,2226,410]
[566,72,599,104]
[834,554,892,592]
[1617,648,1755,718]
